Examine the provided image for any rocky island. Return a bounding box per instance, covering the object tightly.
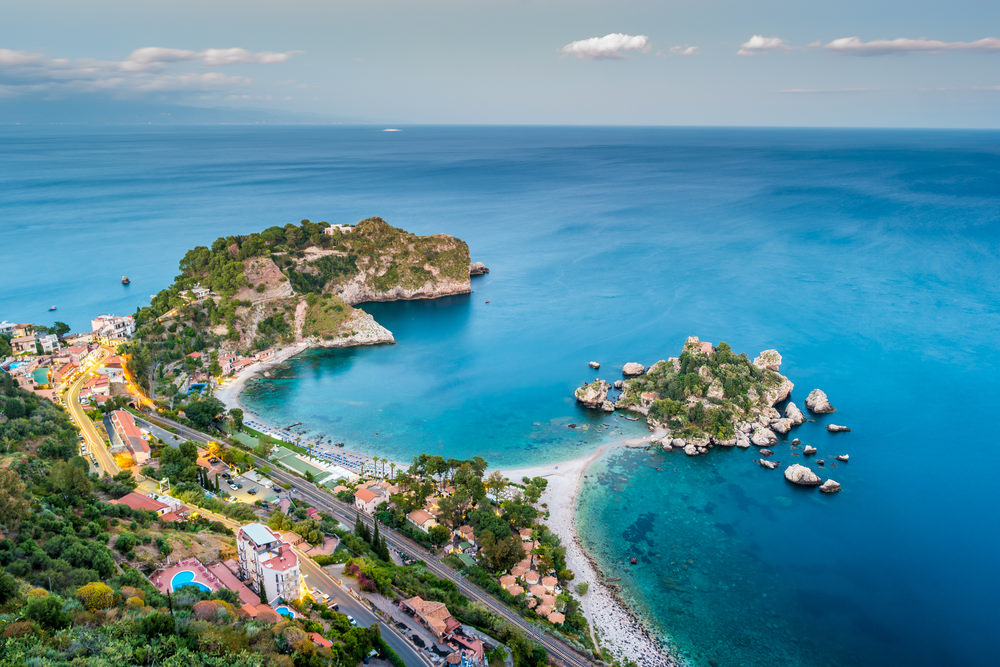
[127,218,483,390]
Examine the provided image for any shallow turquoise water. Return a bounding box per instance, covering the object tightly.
[3,126,999,665]
[170,570,210,593]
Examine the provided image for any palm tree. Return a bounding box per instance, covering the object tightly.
[389,461,396,481]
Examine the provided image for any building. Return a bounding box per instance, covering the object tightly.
[354,486,385,514]
[323,224,354,235]
[98,356,126,382]
[109,409,150,464]
[10,335,36,355]
[110,492,170,516]
[407,509,438,533]
[236,523,301,605]
[91,314,136,342]
[0,321,16,337]
[401,596,461,640]
[37,333,59,354]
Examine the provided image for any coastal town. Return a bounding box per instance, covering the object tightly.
[0,304,630,667]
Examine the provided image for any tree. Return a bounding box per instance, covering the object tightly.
[51,321,70,337]
[229,407,244,431]
[0,468,28,530]
[208,359,223,377]
[185,397,224,431]
[76,582,115,611]
[428,524,451,546]
[25,595,71,630]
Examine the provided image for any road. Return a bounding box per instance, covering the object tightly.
[64,351,119,476]
[141,413,597,667]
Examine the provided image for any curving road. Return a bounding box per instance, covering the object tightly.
[141,412,599,667]
[64,350,119,476]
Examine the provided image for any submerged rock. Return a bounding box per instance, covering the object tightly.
[819,479,842,494]
[622,362,646,377]
[827,424,851,433]
[784,464,822,486]
[785,402,806,425]
[574,380,610,409]
[805,388,835,414]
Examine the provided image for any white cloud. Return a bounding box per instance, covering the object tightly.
[0,46,299,97]
[669,45,699,56]
[561,33,649,60]
[824,36,1000,56]
[738,35,788,56]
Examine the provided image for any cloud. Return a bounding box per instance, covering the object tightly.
[668,46,699,56]
[0,46,299,98]
[738,35,788,56]
[561,33,649,60]
[824,36,1000,56]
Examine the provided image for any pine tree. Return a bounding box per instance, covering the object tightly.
[372,520,380,548]
[355,512,366,541]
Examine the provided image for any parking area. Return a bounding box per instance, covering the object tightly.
[221,470,279,506]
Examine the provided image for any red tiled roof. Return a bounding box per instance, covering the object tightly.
[261,543,298,572]
[309,632,333,648]
[111,492,167,513]
[354,487,379,503]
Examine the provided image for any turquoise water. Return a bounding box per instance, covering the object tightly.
[3,126,999,664]
[170,570,210,593]
[274,605,295,618]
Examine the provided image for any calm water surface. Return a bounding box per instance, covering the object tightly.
[2,126,998,665]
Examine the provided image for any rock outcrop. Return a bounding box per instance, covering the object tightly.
[803,445,817,456]
[819,479,842,494]
[770,418,793,435]
[751,427,778,447]
[753,349,783,372]
[835,454,849,462]
[589,361,601,369]
[785,402,806,425]
[622,362,645,377]
[784,464,822,486]
[805,388,834,414]
[827,424,851,433]
[683,444,700,456]
[574,380,610,409]
[311,308,396,348]
[469,261,490,276]
[759,459,779,470]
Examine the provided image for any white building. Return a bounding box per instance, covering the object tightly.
[37,333,59,354]
[236,523,301,605]
[90,314,136,342]
[0,321,16,336]
[323,224,354,235]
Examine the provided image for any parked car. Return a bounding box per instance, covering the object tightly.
[328,602,339,611]
[346,614,357,626]
[247,488,257,495]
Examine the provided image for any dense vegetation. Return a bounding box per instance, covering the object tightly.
[618,339,787,440]
[0,374,385,665]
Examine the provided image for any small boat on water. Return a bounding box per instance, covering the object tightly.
[48,305,57,311]
[121,275,130,285]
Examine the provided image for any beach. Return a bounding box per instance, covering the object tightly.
[213,342,310,415]
[503,434,679,667]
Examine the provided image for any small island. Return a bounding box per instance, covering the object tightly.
[576,336,805,456]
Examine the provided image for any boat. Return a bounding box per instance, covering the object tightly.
[121,276,130,285]
[48,305,57,311]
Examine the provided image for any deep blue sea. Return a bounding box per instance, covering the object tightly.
[3,126,999,665]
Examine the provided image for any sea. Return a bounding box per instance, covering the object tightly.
[2,126,999,666]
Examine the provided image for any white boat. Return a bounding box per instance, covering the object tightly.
[382,128,401,132]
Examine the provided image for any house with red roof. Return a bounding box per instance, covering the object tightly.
[110,492,169,515]
[110,409,150,464]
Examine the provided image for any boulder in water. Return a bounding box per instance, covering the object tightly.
[805,388,835,414]
[819,479,842,494]
[622,362,646,377]
[827,424,851,433]
[784,464,822,486]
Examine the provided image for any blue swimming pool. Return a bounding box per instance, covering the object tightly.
[274,605,295,618]
[171,570,210,593]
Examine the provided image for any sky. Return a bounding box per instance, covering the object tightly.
[3,0,1000,127]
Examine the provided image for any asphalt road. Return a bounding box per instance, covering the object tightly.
[141,413,597,667]
[65,352,119,476]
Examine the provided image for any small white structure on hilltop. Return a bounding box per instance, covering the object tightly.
[323,224,354,236]
[237,523,301,605]
[91,314,136,342]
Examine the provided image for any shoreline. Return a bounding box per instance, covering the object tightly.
[502,432,680,667]
[216,345,679,665]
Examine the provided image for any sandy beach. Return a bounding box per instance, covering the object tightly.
[502,433,679,667]
[213,342,311,415]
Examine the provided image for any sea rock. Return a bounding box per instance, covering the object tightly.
[737,421,754,435]
[817,460,825,466]
[469,261,490,276]
[613,380,624,390]
[784,464,822,486]
[805,388,835,414]
[574,380,610,409]
[762,377,795,406]
[671,438,686,449]
[803,445,817,456]
[819,479,842,494]
[661,444,673,452]
[785,402,806,425]
[759,459,779,470]
[751,427,778,447]
[622,362,646,377]
[600,400,615,412]
[827,424,851,433]
[588,361,601,369]
[770,418,793,435]
[736,434,751,449]
[313,308,396,348]
[835,454,849,462]
[715,438,737,447]
[791,438,801,446]
[683,444,700,456]
[753,349,783,372]
[759,448,774,457]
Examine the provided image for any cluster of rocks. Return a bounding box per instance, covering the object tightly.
[469,261,490,276]
[783,464,841,493]
[573,379,615,412]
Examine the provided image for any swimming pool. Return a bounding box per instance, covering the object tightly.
[274,605,296,618]
[170,570,211,593]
